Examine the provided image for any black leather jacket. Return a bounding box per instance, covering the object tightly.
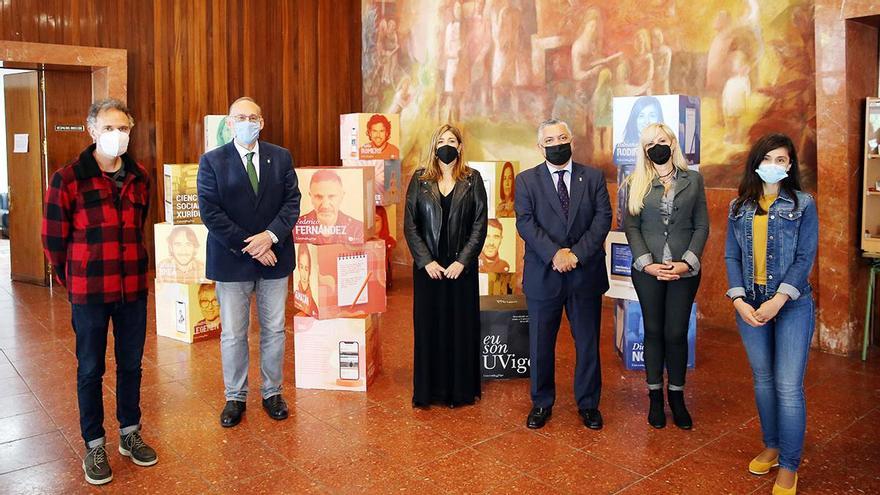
[404,168,488,271]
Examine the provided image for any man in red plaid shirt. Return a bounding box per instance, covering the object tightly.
[42,99,157,486]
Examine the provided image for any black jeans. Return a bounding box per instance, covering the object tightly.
[71,298,147,447]
[631,270,700,388]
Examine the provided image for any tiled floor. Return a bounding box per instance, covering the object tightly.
[0,238,878,494]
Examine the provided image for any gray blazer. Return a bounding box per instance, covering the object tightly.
[623,169,709,271]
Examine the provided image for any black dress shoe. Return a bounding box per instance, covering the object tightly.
[526,407,552,429]
[262,394,289,420]
[220,400,246,428]
[579,408,603,430]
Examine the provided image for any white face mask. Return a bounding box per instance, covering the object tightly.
[97,129,130,158]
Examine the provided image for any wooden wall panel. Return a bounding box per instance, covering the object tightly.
[0,0,362,261]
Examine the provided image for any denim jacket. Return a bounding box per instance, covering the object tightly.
[724,189,818,301]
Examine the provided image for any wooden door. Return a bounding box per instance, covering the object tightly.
[43,70,92,177]
[4,71,47,286]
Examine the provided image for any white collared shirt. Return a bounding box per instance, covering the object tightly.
[234,139,261,180]
[232,139,277,244]
[546,159,572,192]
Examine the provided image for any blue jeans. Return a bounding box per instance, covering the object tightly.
[71,298,147,448]
[736,285,815,471]
[215,277,288,401]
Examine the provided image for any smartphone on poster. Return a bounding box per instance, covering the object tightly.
[339,341,359,380]
[175,300,187,334]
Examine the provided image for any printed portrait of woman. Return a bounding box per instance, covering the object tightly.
[496,161,516,217]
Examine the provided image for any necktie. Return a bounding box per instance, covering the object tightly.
[555,170,569,218]
[245,152,258,193]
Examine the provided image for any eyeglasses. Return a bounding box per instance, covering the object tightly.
[230,114,262,123]
[199,300,220,308]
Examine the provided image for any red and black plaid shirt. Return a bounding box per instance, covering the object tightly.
[42,144,150,305]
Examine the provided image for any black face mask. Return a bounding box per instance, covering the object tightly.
[436,145,459,164]
[646,143,672,164]
[544,142,572,166]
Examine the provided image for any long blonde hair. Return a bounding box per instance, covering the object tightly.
[626,122,688,215]
[419,124,471,182]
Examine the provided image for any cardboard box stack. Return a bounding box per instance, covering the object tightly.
[155,164,221,343]
[469,161,521,296]
[292,118,398,391]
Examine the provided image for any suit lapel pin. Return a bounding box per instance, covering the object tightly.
[578,177,582,182]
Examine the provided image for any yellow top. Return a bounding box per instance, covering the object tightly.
[753,195,777,286]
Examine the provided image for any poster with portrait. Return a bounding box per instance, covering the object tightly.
[340,113,401,160]
[468,161,519,219]
[163,164,202,225]
[342,158,402,205]
[154,222,210,284]
[155,282,222,344]
[204,115,233,153]
[293,167,375,245]
[294,314,381,392]
[611,95,700,230]
[291,240,386,319]
[612,95,700,167]
[478,218,517,274]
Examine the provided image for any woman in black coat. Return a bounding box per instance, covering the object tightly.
[404,123,488,408]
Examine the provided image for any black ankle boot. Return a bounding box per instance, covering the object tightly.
[667,389,692,430]
[648,389,666,429]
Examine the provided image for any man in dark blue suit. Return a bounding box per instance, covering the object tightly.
[197,97,300,427]
[515,118,612,430]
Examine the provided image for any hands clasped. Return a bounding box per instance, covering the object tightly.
[644,262,689,281]
[424,261,465,280]
[552,248,578,272]
[243,231,276,267]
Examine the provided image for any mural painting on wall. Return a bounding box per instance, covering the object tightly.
[361,0,816,190]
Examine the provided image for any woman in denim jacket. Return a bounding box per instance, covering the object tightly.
[725,133,818,495]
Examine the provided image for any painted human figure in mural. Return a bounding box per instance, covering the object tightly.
[490,0,526,115]
[630,29,655,96]
[380,19,401,86]
[651,28,672,95]
[465,0,492,116]
[591,68,614,155]
[705,4,762,127]
[442,1,464,122]
[722,50,751,143]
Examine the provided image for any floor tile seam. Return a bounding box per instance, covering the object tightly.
[0,454,79,478]
[575,447,656,479]
[577,428,732,479]
[438,423,519,448]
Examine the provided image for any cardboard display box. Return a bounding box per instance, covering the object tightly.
[342,159,402,206]
[154,222,210,284]
[615,299,696,370]
[204,115,233,153]
[339,113,401,161]
[294,314,381,392]
[155,282,222,343]
[293,166,375,245]
[604,230,636,301]
[468,161,519,219]
[292,240,386,319]
[164,164,202,225]
[479,295,530,379]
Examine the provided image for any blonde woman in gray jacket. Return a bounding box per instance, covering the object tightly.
[624,122,709,430]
